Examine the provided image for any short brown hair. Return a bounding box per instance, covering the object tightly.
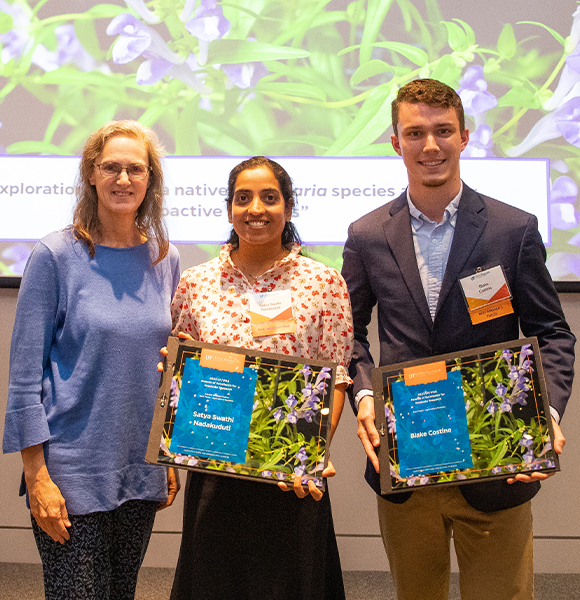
[391,79,465,137]
[73,120,169,263]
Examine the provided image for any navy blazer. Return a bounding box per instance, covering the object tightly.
[342,184,575,512]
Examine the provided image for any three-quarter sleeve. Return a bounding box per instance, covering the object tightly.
[3,243,60,453]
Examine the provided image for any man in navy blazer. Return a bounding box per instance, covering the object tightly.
[342,79,575,600]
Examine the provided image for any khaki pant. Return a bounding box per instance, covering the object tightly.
[377,487,533,600]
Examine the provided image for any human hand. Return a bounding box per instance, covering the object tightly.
[277,460,336,501]
[27,470,71,544]
[357,395,380,473]
[158,467,181,510]
[507,417,565,484]
[158,332,194,372]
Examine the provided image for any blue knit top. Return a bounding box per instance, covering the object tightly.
[3,228,180,515]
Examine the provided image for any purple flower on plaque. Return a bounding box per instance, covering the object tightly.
[487,401,498,415]
[296,447,308,463]
[169,378,180,408]
[523,449,534,463]
[520,434,534,448]
[495,383,507,397]
[286,409,298,424]
[294,465,306,477]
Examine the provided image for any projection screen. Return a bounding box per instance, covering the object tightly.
[1,0,579,289]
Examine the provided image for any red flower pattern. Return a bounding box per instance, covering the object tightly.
[171,244,353,384]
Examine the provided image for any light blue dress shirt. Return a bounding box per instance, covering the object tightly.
[407,184,463,320]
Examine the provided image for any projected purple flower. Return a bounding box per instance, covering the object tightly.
[53,25,104,72]
[542,7,580,111]
[2,243,31,275]
[273,407,284,422]
[107,14,209,92]
[0,1,58,71]
[124,0,158,23]
[107,14,181,65]
[508,96,580,156]
[222,60,269,90]
[185,0,230,41]
[462,124,494,157]
[185,0,231,65]
[550,176,579,230]
[457,66,498,116]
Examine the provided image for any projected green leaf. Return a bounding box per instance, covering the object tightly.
[1,0,580,279]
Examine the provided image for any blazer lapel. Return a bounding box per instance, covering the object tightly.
[437,184,488,314]
[383,193,433,329]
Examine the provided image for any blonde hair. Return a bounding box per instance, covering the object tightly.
[73,120,169,263]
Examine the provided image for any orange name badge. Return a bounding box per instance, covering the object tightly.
[248,290,295,337]
[459,265,514,325]
[200,349,245,373]
[403,361,447,386]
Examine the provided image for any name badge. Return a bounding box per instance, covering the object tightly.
[248,289,295,337]
[459,265,514,325]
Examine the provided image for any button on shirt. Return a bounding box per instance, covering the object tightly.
[408,184,463,320]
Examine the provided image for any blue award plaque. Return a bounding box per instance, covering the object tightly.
[169,358,257,463]
[146,337,338,489]
[372,338,559,494]
[391,371,473,477]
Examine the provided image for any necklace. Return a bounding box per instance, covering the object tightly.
[232,249,288,281]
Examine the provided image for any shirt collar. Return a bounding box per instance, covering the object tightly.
[407,182,463,231]
[220,242,301,269]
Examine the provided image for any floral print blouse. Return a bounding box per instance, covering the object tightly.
[171,244,353,385]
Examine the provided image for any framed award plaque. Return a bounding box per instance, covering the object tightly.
[372,337,559,494]
[146,336,338,490]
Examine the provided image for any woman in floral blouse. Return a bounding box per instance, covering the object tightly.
[169,156,353,600]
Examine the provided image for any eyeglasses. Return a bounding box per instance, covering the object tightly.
[95,162,151,180]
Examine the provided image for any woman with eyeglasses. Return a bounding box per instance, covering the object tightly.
[3,120,181,600]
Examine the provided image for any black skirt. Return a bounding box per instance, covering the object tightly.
[170,470,346,600]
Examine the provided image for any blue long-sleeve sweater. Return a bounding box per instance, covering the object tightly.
[3,228,180,515]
